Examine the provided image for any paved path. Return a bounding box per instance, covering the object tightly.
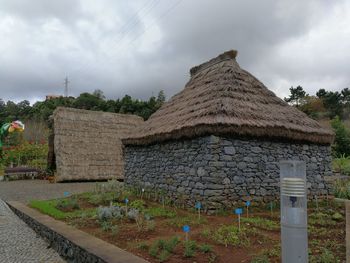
[0,180,96,203]
[0,199,65,263]
[0,180,96,262]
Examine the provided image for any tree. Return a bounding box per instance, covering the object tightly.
[331,116,350,157]
[284,86,308,107]
[92,89,106,100]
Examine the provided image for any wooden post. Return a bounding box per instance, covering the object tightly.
[346,200,350,263]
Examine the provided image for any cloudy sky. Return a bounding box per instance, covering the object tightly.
[0,0,349,104]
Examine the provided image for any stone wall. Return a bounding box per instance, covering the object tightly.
[53,107,143,182]
[124,135,332,211]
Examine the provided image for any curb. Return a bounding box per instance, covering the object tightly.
[7,201,149,263]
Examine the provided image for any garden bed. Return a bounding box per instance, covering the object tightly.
[29,181,346,262]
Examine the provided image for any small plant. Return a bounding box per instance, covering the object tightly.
[56,198,80,211]
[199,243,212,253]
[127,208,140,221]
[251,255,270,263]
[211,225,250,247]
[241,217,279,231]
[148,237,180,261]
[183,240,197,258]
[137,242,149,250]
[145,206,176,218]
[158,250,171,262]
[100,221,112,232]
[201,228,211,238]
[130,200,146,210]
[168,215,207,228]
[110,225,119,236]
[146,220,156,231]
[164,236,180,253]
[333,179,350,199]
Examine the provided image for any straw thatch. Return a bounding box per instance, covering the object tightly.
[53,107,143,182]
[123,50,334,145]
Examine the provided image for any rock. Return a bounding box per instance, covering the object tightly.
[238,162,247,170]
[197,167,207,177]
[224,146,236,155]
[223,178,230,185]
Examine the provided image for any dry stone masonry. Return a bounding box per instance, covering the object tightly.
[124,135,332,211]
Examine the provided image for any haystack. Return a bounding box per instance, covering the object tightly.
[53,107,143,182]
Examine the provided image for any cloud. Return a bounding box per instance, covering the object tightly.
[0,0,348,104]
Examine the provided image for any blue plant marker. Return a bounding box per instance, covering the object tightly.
[183,225,190,233]
[125,198,129,204]
[246,201,251,207]
[63,192,69,197]
[183,225,190,241]
[234,208,242,231]
[195,202,201,209]
[235,208,243,215]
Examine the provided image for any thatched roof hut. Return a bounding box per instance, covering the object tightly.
[123,50,333,145]
[53,107,143,182]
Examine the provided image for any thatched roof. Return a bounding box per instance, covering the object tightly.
[123,50,334,145]
[53,107,143,181]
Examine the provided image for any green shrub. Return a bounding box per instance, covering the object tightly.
[211,225,250,247]
[145,206,176,218]
[241,217,279,230]
[333,179,350,199]
[331,117,350,157]
[199,243,212,253]
[168,215,207,227]
[183,240,197,258]
[129,200,145,210]
[56,198,80,211]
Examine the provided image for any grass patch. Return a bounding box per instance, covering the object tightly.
[211,225,250,247]
[29,199,96,220]
[145,206,176,218]
[168,214,207,227]
[241,217,279,231]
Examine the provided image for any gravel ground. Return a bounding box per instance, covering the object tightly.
[0,180,96,203]
[0,199,66,263]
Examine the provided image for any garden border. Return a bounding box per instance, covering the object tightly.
[7,201,149,263]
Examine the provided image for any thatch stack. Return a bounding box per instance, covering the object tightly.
[53,107,143,182]
[123,50,333,145]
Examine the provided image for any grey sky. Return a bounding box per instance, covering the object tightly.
[0,0,349,103]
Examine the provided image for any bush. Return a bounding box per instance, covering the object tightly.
[211,225,250,247]
[331,117,350,157]
[333,180,350,199]
[183,240,197,258]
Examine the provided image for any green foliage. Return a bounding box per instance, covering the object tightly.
[333,154,350,174]
[211,225,250,247]
[199,243,212,253]
[250,255,270,263]
[145,206,176,218]
[331,117,350,157]
[310,249,337,263]
[30,200,67,219]
[56,198,80,211]
[183,240,197,258]
[284,85,308,107]
[241,217,279,230]
[0,141,48,168]
[168,214,207,227]
[129,200,145,210]
[148,237,179,261]
[333,179,350,199]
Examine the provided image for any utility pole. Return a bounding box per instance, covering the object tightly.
[64,77,69,97]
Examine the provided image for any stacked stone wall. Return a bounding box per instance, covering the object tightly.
[124,135,332,211]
